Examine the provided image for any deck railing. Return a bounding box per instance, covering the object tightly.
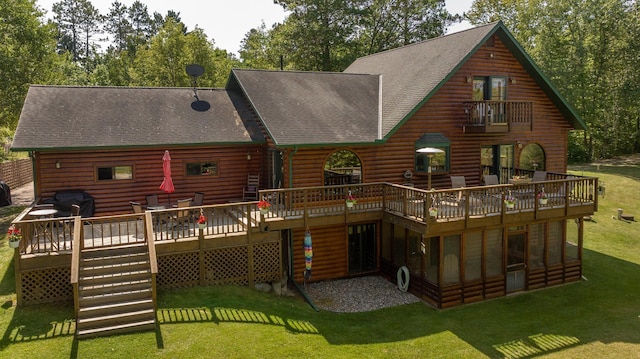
[11,176,597,255]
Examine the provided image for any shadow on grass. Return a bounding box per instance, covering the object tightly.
[0,302,75,350]
[152,246,640,358]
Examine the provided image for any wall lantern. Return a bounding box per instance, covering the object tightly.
[510,77,517,84]
[466,75,473,83]
[55,160,61,169]
[246,152,251,161]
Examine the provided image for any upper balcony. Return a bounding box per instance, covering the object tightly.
[463,101,533,133]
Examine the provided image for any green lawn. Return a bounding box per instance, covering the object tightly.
[1,162,639,358]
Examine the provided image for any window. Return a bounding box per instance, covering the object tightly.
[465,231,482,281]
[443,235,461,284]
[529,223,545,269]
[473,76,507,101]
[324,149,362,185]
[186,161,217,176]
[97,165,133,181]
[565,219,580,261]
[519,143,546,171]
[548,221,563,265]
[415,133,450,173]
[485,228,503,277]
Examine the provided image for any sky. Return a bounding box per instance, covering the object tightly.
[36,0,474,56]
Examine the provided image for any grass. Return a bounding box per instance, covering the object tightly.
[0,162,639,358]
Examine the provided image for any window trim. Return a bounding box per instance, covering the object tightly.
[415,133,450,174]
[185,160,219,177]
[95,164,134,182]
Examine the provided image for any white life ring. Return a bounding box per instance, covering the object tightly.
[397,266,410,292]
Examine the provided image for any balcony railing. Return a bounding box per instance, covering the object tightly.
[463,101,533,133]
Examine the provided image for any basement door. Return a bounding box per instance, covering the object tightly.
[506,232,527,292]
[348,224,377,274]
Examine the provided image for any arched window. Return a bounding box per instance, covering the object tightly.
[519,143,546,171]
[324,150,362,186]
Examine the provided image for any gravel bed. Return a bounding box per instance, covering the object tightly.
[303,276,421,313]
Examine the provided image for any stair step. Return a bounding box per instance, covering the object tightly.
[81,262,150,277]
[81,243,147,258]
[76,319,156,339]
[79,278,152,297]
[80,268,151,285]
[81,251,148,266]
[77,308,155,329]
[79,288,152,307]
[78,298,154,319]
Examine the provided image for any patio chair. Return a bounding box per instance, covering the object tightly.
[450,176,466,188]
[483,174,499,186]
[146,194,159,207]
[243,174,260,201]
[447,176,467,207]
[172,198,192,228]
[531,171,547,182]
[192,192,204,206]
[130,201,143,214]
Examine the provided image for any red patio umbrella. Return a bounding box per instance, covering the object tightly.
[159,150,175,205]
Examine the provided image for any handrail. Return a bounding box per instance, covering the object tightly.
[70,216,82,319]
[145,212,158,311]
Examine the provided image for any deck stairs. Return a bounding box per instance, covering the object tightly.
[76,243,156,339]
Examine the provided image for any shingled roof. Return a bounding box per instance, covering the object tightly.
[12,86,262,151]
[229,69,380,147]
[345,21,586,136]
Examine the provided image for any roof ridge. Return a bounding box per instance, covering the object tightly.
[27,84,226,90]
[232,68,376,77]
[350,21,499,62]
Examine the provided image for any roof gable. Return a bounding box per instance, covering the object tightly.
[345,21,586,137]
[229,69,380,147]
[13,86,262,151]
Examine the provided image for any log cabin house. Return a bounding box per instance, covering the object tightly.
[10,21,598,336]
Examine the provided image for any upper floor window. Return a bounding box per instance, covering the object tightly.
[97,165,133,181]
[473,76,507,101]
[415,133,450,173]
[186,161,218,176]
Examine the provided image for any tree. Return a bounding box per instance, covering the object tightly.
[267,0,457,71]
[357,0,457,55]
[104,1,131,52]
[130,18,234,87]
[52,0,102,68]
[239,21,285,70]
[274,0,360,71]
[0,0,58,129]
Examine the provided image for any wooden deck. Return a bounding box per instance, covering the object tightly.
[12,176,598,256]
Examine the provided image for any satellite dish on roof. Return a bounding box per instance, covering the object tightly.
[191,100,210,112]
[186,64,209,111]
[186,64,205,78]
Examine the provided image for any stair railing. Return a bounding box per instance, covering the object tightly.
[70,216,83,320]
[145,212,158,313]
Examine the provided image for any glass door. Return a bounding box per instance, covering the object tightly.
[481,144,514,182]
[506,233,526,292]
[348,224,377,273]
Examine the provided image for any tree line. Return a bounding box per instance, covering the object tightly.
[2,0,639,161]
